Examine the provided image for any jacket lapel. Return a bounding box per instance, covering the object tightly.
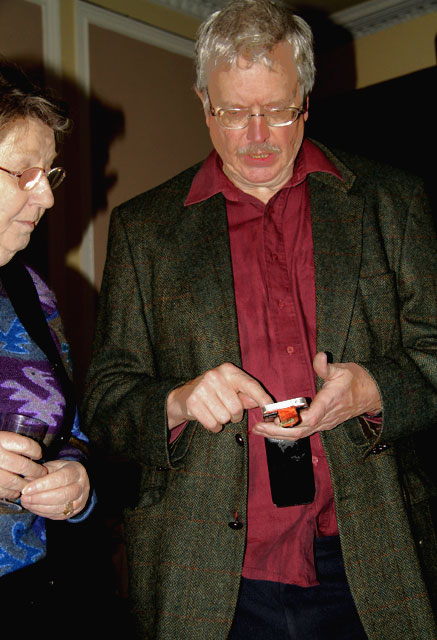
[309,152,364,377]
[184,193,243,369]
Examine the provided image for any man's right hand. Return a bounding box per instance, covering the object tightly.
[166,362,273,433]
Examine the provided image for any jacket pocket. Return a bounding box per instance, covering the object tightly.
[357,272,401,354]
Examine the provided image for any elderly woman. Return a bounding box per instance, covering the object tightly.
[0,60,91,596]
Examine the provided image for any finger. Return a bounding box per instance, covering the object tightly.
[22,466,71,495]
[252,418,305,439]
[0,432,43,460]
[20,496,79,520]
[230,369,272,408]
[185,392,229,431]
[238,392,265,411]
[0,473,26,500]
[298,389,333,429]
[22,464,49,482]
[185,371,243,427]
[312,351,331,380]
[215,385,245,423]
[21,482,81,507]
[21,484,89,519]
[0,451,45,479]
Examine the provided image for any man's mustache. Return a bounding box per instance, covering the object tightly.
[237,143,281,156]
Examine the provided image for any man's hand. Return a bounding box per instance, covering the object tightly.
[252,352,382,441]
[167,362,273,433]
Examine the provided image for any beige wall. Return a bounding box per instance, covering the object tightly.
[88,23,211,286]
[349,11,436,88]
[0,0,43,62]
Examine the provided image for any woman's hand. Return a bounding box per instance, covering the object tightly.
[0,431,47,500]
[20,460,90,519]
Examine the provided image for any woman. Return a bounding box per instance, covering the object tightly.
[0,61,91,597]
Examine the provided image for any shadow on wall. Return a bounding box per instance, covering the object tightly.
[18,63,126,401]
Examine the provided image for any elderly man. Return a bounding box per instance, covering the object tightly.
[83,1,437,638]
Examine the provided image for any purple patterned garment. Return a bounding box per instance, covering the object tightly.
[0,266,89,576]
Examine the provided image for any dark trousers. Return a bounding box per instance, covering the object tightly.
[228,536,368,640]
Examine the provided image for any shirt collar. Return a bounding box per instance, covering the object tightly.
[185,138,343,207]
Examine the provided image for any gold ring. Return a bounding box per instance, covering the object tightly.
[63,500,74,516]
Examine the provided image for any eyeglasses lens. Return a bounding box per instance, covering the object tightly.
[47,168,66,190]
[19,167,66,191]
[19,168,43,191]
[219,108,300,129]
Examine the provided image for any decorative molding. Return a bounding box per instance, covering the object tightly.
[77,1,194,63]
[148,0,224,19]
[331,0,437,38]
[148,0,437,38]
[75,0,195,283]
[25,0,62,74]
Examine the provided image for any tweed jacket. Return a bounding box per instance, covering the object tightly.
[83,141,437,639]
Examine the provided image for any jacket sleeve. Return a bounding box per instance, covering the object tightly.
[356,179,437,446]
[82,206,193,476]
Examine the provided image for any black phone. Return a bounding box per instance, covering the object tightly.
[262,398,315,507]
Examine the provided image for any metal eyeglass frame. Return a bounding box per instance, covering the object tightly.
[0,165,66,191]
[207,89,306,130]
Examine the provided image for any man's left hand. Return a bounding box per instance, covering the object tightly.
[252,352,382,441]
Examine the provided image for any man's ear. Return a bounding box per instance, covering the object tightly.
[194,87,210,126]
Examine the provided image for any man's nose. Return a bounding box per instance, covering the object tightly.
[30,176,55,209]
[246,113,270,142]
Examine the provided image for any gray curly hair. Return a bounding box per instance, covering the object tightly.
[195,0,315,103]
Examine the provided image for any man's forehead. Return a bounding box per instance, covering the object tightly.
[207,41,297,83]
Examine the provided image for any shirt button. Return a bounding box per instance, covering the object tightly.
[278,300,285,309]
[286,346,295,355]
[235,433,244,447]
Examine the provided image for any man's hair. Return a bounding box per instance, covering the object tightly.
[0,59,71,142]
[195,0,315,103]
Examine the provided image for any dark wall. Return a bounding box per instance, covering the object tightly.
[307,66,437,216]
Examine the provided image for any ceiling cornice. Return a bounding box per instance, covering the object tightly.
[148,0,437,38]
[331,0,437,38]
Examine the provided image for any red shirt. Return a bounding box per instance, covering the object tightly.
[185,139,342,586]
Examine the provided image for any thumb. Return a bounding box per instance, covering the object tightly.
[313,351,335,381]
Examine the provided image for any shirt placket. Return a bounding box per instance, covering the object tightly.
[263,190,309,400]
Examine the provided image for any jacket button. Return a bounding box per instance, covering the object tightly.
[235,433,244,446]
[369,443,390,455]
[228,519,243,530]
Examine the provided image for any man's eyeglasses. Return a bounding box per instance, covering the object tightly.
[207,90,305,130]
[0,165,66,191]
